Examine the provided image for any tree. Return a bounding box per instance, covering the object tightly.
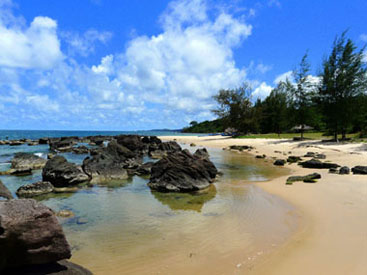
[286,53,316,139]
[211,83,254,134]
[261,81,290,137]
[189,121,198,127]
[318,32,367,140]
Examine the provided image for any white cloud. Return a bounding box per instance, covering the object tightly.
[274,70,293,84]
[26,94,60,112]
[0,12,63,69]
[256,63,272,74]
[62,29,112,57]
[251,82,272,100]
[360,34,367,42]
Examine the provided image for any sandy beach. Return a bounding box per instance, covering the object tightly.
[160,135,367,275]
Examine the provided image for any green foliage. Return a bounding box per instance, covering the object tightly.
[318,31,367,140]
[182,119,225,133]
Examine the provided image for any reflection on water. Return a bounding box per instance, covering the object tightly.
[0,143,296,275]
[151,184,217,212]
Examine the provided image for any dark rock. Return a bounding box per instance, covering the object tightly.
[148,149,217,192]
[0,180,13,200]
[42,156,90,187]
[351,166,367,175]
[149,141,182,159]
[16,181,54,198]
[274,159,286,166]
[299,159,340,169]
[304,152,316,157]
[286,173,321,184]
[49,138,77,152]
[9,140,23,146]
[3,260,92,275]
[229,145,253,151]
[11,152,47,170]
[116,135,145,153]
[329,168,339,174]
[10,168,33,176]
[0,199,71,270]
[193,148,209,159]
[82,140,131,183]
[256,154,266,159]
[315,154,326,159]
[38,138,49,144]
[339,166,350,175]
[72,146,90,154]
[287,156,302,163]
[135,162,154,176]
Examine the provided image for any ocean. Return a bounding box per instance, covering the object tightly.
[0,129,203,140]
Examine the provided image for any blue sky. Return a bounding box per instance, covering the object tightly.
[0,0,366,130]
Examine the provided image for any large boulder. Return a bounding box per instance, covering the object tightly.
[11,153,47,170]
[49,137,78,152]
[16,181,54,198]
[299,159,340,169]
[82,140,132,183]
[0,180,13,200]
[149,141,182,159]
[116,135,145,153]
[0,199,71,270]
[351,166,367,175]
[148,149,217,192]
[42,156,90,187]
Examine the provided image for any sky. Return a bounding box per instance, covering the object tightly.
[0,0,366,130]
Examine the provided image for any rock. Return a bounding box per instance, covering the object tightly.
[286,173,321,184]
[190,143,196,147]
[11,152,47,170]
[315,154,326,159]
[72,146,90,154]
[304,152,316,157]
[148,149,217,192]
[3,260,92,275]
[229,145,253,151]
[56,210,75,218]
[9,168,33,176]
[193,148,210,159]
[38,138,49,144]
[42,156,90,187]
[16,181,54,198]
[82,140,132,183]
[135,162,154,176]
[299,159,340,169]
[256,154,266,159]
[48,153,55,159]
[116,135,145,153]
[9,140,23,146]
[53,187,79,193]
[274,159,286,166]
[287,156,302,163]
[339,166,350,175]
[329,168,339,174]
[49,138,77,152]
[27,141,38,146]
[0,180,13,200]
[149,141,182,159]
[0,199,71,270]
[351,166,367,175]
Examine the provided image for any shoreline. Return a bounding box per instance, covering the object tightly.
[160,135,367,275]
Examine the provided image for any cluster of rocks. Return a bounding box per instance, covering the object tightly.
[228,145,254,151]
[9,135,218,197]
[0,183,91,274]
[286,173,321,184]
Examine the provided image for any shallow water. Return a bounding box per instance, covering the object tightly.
[0,144,298,274]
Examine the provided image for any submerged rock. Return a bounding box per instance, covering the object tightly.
[11,152,47,170]
[0,180,13,200]
[286,173,321,184]
[16,181,54,198]
[42,156,90,187]
[148,149,217,192]
[0,199,71,270]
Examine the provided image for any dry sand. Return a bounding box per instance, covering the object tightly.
[160,135,367,275]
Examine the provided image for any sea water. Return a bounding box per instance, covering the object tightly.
[0,133,299,274]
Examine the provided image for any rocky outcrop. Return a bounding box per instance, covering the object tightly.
[351,166,367,174]
[299,159,339,169]
[0,180,13,200]
[42,156,90,187]
[72,146,90,154]
[116,135,145,153]
[49,137,78,152]
[148,149,217,192]
[193,148,210,159]
[0,199,71,270]
[11,152,47,170]
[16,181,54,198]
[82,140,133,183]
[149,141,182,159]
[134,162,154,176]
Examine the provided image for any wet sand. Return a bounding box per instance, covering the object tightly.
[160,136,367,275]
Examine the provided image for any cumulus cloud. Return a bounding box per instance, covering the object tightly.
[360,33,367,42]
[0,9,63,69]
[62,29,113,57]
[251,82,272,100]
[274,70,293,84]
